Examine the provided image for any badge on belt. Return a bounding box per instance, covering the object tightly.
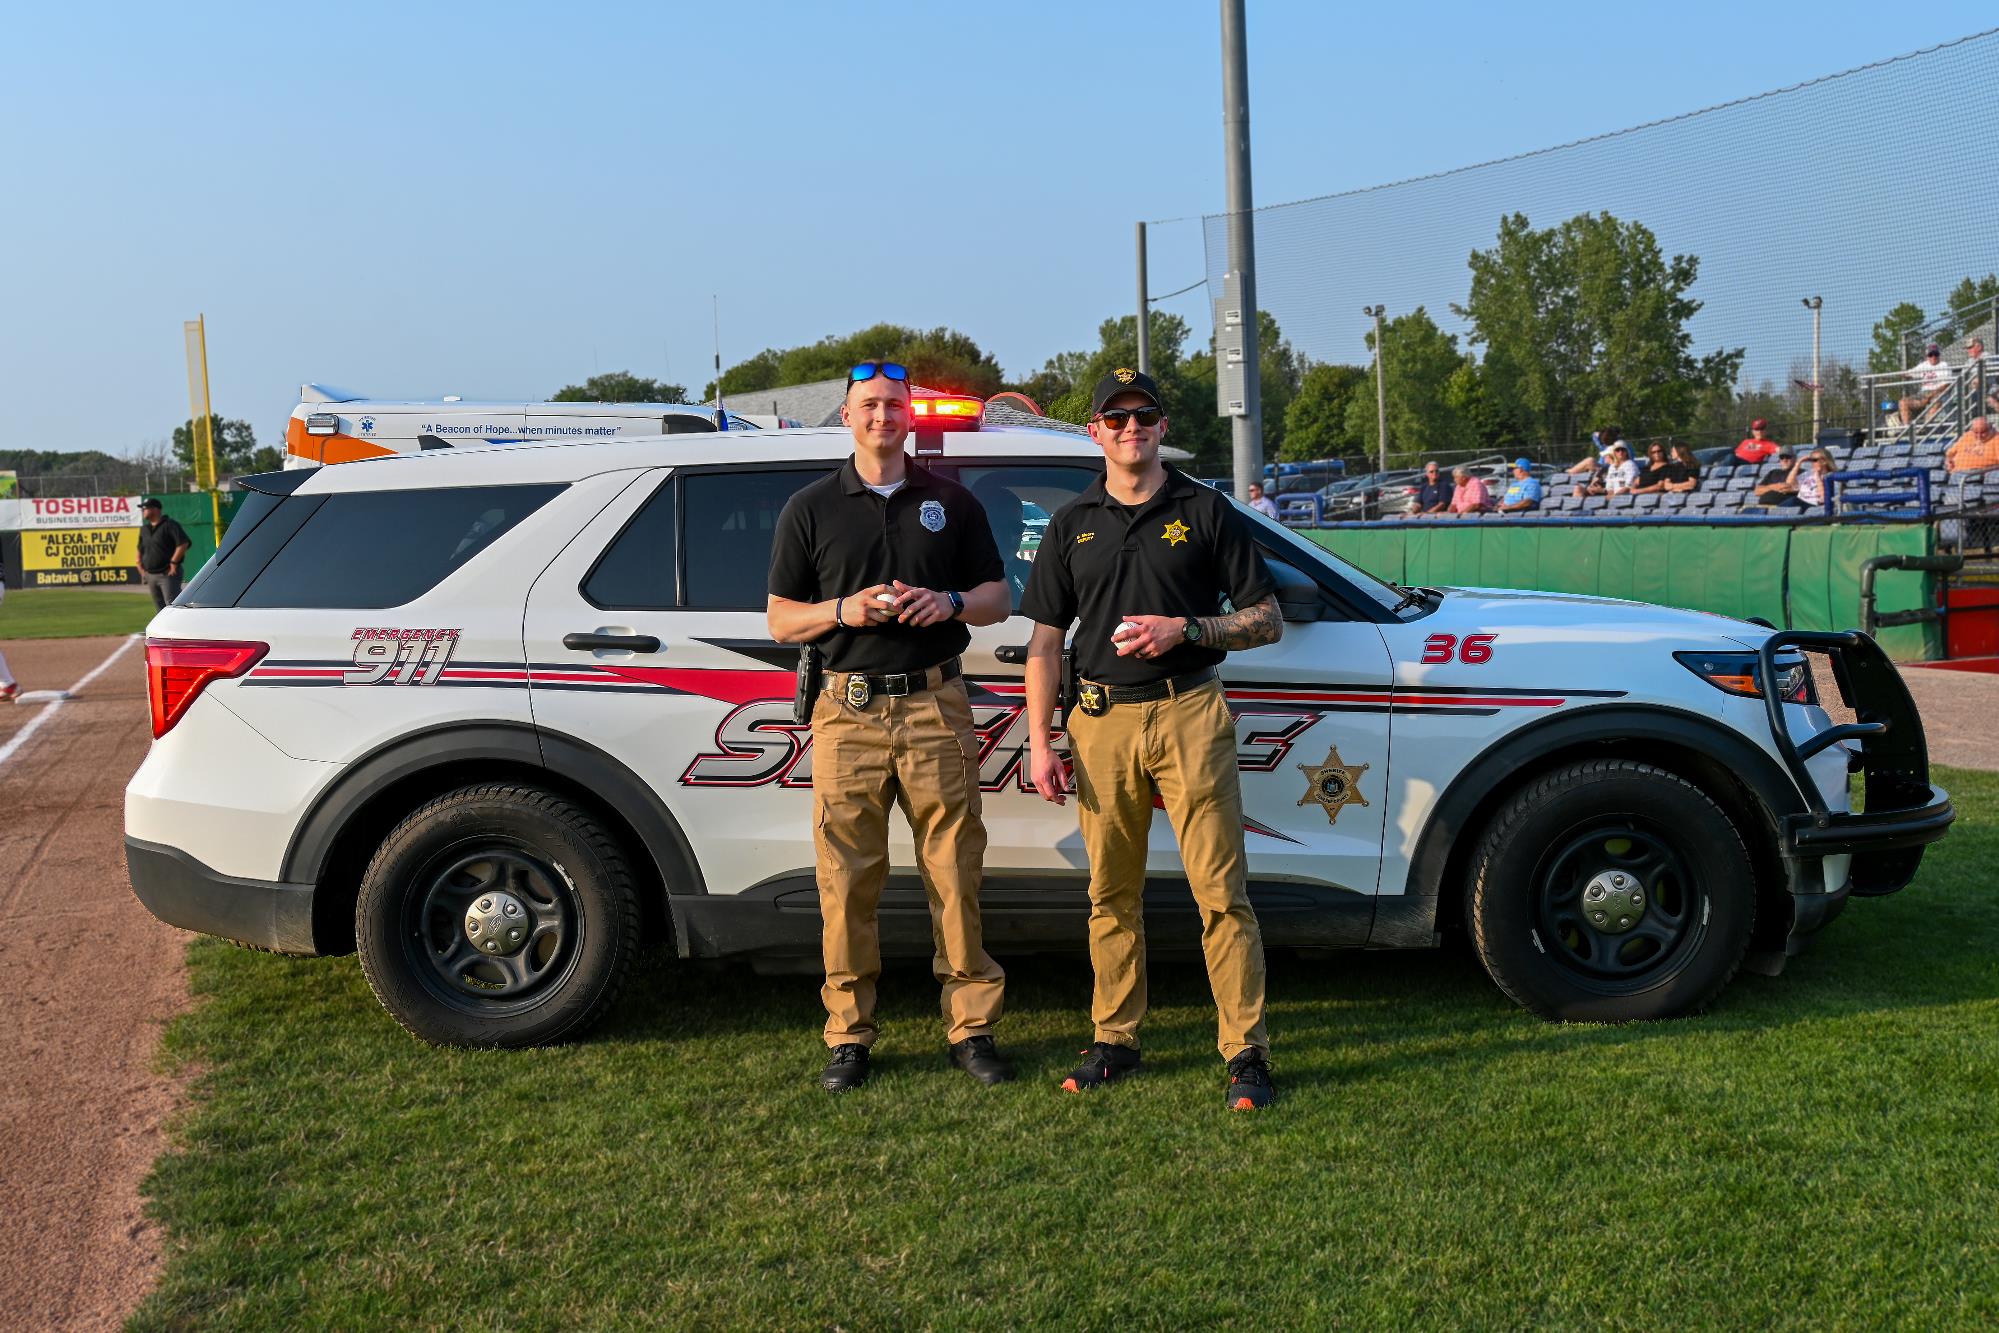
[1077,682,1107,716]
[844,672,873,708]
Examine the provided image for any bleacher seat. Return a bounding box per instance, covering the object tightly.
[1581,496,1608,513]
[1610,493,1635,509]
[1634,493,1661,511]
[1727,472,1755,490]
[1685,492,1714,511]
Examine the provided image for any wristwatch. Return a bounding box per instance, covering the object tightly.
[947,591,965,617]
[1183,617,1203,645]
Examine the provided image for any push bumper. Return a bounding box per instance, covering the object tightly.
[1758,630,1953,896]
[126,836,320,954]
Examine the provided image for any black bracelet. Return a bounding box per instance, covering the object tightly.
[835,596,846,628]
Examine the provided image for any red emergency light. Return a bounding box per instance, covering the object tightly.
[910,394,984,432]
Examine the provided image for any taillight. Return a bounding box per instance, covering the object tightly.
[1674,651,1814,704]
[146,638,268,738]
[911,396,984,432]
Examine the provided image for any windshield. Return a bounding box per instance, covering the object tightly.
[1235,500,1410,614]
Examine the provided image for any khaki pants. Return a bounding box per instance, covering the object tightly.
[811,674,1004,1047]
[1068,678,1268,1059]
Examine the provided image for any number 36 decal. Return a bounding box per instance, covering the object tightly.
[1421,633,1496,665]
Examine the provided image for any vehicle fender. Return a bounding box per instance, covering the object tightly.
[281,720,707,901]
[1396,703,1807,922]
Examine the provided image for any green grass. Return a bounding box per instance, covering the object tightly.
[134,769,1999,1330]
[0,586,155,639]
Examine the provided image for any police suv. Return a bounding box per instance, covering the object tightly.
[125,418,1954,1046]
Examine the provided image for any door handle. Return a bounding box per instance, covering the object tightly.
[563,632,660,653]
[995,643,1028,664]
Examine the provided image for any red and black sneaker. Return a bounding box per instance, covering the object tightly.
[1225,1049,1274,1111]
[1060,1041,1141,1092]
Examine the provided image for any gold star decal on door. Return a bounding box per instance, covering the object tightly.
[1297,745,1370,824]
[1161,519,1190,546]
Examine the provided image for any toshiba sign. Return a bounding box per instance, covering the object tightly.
[0,496,144,530]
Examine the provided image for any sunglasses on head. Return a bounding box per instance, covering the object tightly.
[1094,406,1164,429]
[849,361,908,384]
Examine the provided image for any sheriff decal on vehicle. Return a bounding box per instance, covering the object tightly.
[1297,744,1370,824]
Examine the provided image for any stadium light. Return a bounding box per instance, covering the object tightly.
[1363,305,1388,472]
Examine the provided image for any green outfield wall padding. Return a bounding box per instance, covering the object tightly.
[160,492,247,577]
[1301,523,1940,660]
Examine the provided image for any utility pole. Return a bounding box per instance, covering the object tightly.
[1364,305,1388,472]
[1135,221,1151,375]
[712,295,726,430]
[1220,0,1261,499]
[1800,296,1823,443]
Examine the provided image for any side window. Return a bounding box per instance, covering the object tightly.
[583,480,676,609]
[232,484,564,609]
[953,464,1101,609]
[681,468,826,610]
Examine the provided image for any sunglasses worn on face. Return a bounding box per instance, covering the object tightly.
[1095,406,1164,429]
[849,361,909,384]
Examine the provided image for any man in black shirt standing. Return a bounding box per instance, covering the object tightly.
[1018,368,1283,1111]
[767,361,1013,1093]
[134,498,191,609]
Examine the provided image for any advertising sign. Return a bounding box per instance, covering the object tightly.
[19,526,141,587]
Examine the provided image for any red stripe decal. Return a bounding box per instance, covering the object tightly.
[589,666,790,705]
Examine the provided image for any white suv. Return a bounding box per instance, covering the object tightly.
[126,423,1954,1046]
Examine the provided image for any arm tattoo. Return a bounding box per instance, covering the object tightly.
[1196,594,1282,651]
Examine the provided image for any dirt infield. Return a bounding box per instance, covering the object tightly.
[0,636,184,1332]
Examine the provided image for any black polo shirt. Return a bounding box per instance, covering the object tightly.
[768,456,1003,675]
[1020,464,1275,686]
[138,516,191,574]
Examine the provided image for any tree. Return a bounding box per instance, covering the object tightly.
[1343,307,1474,466]
[1280,363,1367,462]
[1456,211,1741,448]
[1937,273,1999,346]
[709,324,1004,401]
[551,371,687,403]
[172,415,260,474]
[1868,302,1927,375]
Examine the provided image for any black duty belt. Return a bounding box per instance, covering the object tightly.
[825,657,961,707]
[1075,667,1216,716]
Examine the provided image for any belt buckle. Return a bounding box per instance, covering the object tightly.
[1077,682,1108,717]
[883,672,912,697]
[844,673,873,708]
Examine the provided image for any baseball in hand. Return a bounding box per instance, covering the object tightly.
[877,593,898,605]
[1113,620,1138,641]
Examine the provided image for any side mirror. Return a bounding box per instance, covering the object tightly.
[1265,555,1328,623]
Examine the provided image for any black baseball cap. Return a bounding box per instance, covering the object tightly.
[140,497,163,509]
[1090,367,1164,416]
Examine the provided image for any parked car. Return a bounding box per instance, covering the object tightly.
[128,421,1951,1045]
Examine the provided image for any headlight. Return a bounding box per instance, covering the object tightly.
[1674,650,1815,704]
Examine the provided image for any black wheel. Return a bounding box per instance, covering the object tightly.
[355,784,639,1047]
[1467,760,1755,1022]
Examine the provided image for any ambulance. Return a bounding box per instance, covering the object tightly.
[282,384,743,468]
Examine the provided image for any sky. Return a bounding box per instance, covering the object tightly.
[0,1,1990,455]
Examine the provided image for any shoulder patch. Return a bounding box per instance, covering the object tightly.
[1076,532,1096,544]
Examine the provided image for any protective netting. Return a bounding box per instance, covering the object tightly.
[1190,28,1999,454]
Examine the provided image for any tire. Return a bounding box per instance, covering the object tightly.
[1467,759,1755,1022]
[355,784,639,1047]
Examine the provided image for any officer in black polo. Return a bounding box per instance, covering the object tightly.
[1019,367,1284,1111]
[767,360,1014,1093]
[135,498,191,609]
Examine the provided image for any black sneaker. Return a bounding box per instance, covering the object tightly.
[949,1035,1015,1085]
[821,1043,870,1093]
[1060,1041,1141,1092]
[1225,1049,1274,1111]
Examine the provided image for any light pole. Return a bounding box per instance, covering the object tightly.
[1220,0,1262,499]
[1363,305,1387,472]
[1135,222,1150,375]
[1801,296,1823,442]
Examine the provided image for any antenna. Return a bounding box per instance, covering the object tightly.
[712,295,726,431]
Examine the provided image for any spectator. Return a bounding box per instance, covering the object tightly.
[1245,481,1279,520]
[1796,449,1835,509]
[1898,344,1952,426]
[1659,442,1702,493]
[1966,338,1999,415]
[1498,458,1542,515]
[1600,444,1641,496]
[1565,428,1617,477]
[1628,442,1668,494]
[1754,448,1803,507]
[1733,419,1781,465]
[1409,461,1453,516]
[1449,465,1493,516]
[1945,417,1999,473]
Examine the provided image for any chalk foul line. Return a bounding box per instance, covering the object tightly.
[0,634,143,770]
